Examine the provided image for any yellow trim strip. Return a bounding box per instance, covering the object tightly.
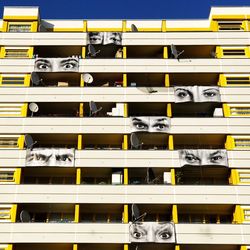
[172,204,178,223]
[87,28,123,32]
[4,16,38,21]
[74,204,80,222]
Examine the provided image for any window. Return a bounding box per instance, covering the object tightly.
[0,74,30,87]
[238,171,250,184]
[226,76,250,86]
[217,20,244,31]
[8,23,32,32]
[5,49,29,58]
[0,135,21,149]
[0,205,12,222]
[0,169,16,184]
[1,47,33,59]
[234,138,250,149]
[223,49,246,56]
[0,103,26,117]
[230,107,250,116]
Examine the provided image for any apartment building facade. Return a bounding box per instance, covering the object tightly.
[0,5,250,250]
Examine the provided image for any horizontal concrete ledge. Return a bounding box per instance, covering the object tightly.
[0,223,250,244]
[1,185,250,204]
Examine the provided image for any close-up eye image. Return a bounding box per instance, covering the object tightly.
[198,86,221,102]
[34,58,53,72]
[174,87,194,103]
[26,148,75,167]
[153,222,175,243]
[200,149,228,167]
[58,58,79,72]
[130,117,150,132]
[179,149,201,167]
[129,222,150,242]
[149,117,170,133]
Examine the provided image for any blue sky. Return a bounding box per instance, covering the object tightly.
[0,0,250,19]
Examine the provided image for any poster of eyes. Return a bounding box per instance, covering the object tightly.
[129,222,175,243]
[178,149,228,167]
[26,148,75,167]
[174,86,221,103]
[34,57,79,72]
[130,117,170,133]
[87,32,122,45]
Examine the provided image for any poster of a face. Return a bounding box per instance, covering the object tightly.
[26,148,75,167]
[178,149,228,167]
[34,57,79,72]
[130,117,170,133]
[174,86,221,103]
[129,222,175,243]
[88,32,122,45]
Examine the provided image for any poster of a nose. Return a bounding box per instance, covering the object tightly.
[174,86,221,103]
[129,222,175,243]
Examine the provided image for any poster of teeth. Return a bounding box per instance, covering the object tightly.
[34,57,79,72]
[129,222,175,243]
[87,32,122,45]
[130,117,170,133]
[178,149,228,167]
[174,86,221,103]
[26,148,75,167]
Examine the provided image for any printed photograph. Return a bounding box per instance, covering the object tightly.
[88,32,122,45]
[174,86,221,103]
[129,222,175,243]
[130,116,170,133]
[26,148,75,167]
[178,149,228,167]
[34,57,79,72]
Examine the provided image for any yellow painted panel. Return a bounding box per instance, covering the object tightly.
[222,104,230,117]
[233,205,244,223]
[171,169,176,185]
[74,204,80,222]
[168,135,174,150]
[161,20,167,32]
[163,47,168,59]
[123,46,127,59]
[73,244,78,250]
[77,135,82,150]
[123,205,128,223]
[225,136,235,150]
[18,135,25,149]
[10,204,17,222]
[123,74,127,87]
[167,103,172,117]
[122,20,127,32]
[15,168,21,184]
[172,205,178,223]
[83,20,87,32]
[76,168,81,185]
[165,74,170,87]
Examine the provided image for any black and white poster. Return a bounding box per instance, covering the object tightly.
[178,149,228,167]
[129,222,175,243]
[88,32,122,45]
[174,86,221,103]
[130,117,170,133]
[26,148,75,167]
[34,57,79,72]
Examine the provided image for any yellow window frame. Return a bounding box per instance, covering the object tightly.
[216,46,250,58]
[218,74,250,87]
[6,21,38,32]
[223,104,250,117]
[0,205,16,222]
[0,168,21,184]
[0,47,34,59]
[0,74,30,87]
[0,103,27,117]
[211,19,247,31]
[0,134,23,149]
